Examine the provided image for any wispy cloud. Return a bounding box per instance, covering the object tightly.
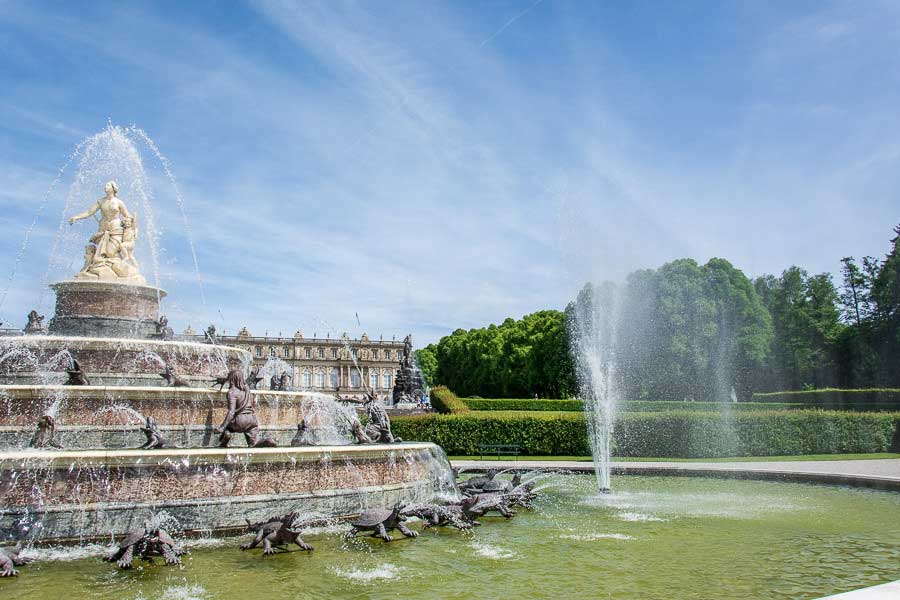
[0,1,898,344]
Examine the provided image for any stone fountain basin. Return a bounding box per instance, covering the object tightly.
[0,442,451,543]
[0,385,352,448]
[0,336,247,387]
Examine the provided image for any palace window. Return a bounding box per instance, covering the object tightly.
[351,348,358,359]
[303,370,312,388]
[255,346,262,358]
[384,350,391,360]
[305,348,311,359]
[330,368,339,388]
[283,346,290,358]
[350,371,360,388]
[384,372,393,389]
[372,349,379,360]
[331,348,338,359]
[316,370,325,388]
[269,347,276,357]
[318,348,325,359]
[369,372,379,389]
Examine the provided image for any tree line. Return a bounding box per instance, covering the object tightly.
[418,223,900,401]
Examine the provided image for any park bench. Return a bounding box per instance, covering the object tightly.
[477,443,520,461]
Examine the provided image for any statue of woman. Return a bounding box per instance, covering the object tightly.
[68,181,144,283]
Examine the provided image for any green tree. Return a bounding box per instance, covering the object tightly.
[415,346,438,387]
[753,268,842,391]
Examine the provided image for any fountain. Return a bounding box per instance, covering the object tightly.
[0,126,457,545]
[570,282,621,493]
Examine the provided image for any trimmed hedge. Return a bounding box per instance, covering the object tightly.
[752,389,900,411]
[429,386,470,414]
[465,398,583,411]
[463,398,800,412]
[392,410,900,458]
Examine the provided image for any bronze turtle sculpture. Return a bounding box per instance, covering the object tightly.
[348,503,418,542]
[241,512,314,555]
[105,526,183,569]
[0,543,32,577]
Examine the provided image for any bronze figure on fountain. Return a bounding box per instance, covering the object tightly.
[23,310,45,334]
[28,415,63,449]
[342,390,402,444]
[215,368,276,448]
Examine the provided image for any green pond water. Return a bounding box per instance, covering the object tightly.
[3,475,900,600]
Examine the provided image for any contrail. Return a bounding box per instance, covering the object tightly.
[480,0,544,47]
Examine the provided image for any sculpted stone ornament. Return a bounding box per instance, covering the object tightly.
[402,496,481,530]
[68,181,145,284]
[503,477,538,510]
[215,369,277,448]
[139,416,169,449]
[290,420,309,446]
[0,543,32,577]
[392,333,425,404]
[150,315,174,340]
[457,469,499,494]
[160,363,191,387]
[204,324,218,344]
[343,391,402,444]
[105,525,183,569]
[240,512,314,555]
[23,310,46,334]
[65,357,90,386]
[348,503,418,542]
[28,415,63,449]
[466,492,516,519]
[247,366,263,389]
[269,372,290,390]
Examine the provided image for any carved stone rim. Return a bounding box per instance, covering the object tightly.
[0,335,247,356]
[50,279,168,299]
[0,441,438,467]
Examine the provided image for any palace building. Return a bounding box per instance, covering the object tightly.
[185,327,407,400]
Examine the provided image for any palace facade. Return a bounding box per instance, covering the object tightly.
[187,327,407,400]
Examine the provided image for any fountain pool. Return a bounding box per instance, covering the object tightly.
[3,475,899,599]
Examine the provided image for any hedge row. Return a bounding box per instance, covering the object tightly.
[463,398,800,412]
[752,388,900,411]
[391,410,900,458]
[429,386,470,414]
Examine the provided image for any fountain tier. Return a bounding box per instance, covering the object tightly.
[0,386,360,449]
[0,337,246,387]
[48,280,166,338]
[0,443,454,542]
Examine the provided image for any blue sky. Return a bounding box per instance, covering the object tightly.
[1,1,898,345]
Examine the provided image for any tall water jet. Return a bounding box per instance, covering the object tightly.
[570,282,621,493]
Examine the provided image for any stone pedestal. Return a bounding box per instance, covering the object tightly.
[48,280,166,339]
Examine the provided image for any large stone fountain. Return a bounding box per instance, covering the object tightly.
[0,177,454,544]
